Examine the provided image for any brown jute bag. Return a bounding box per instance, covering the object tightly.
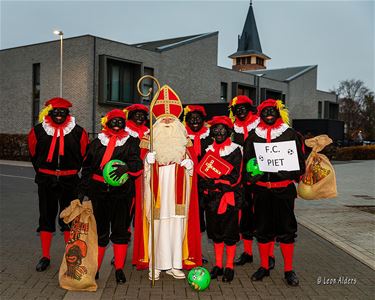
[59,200,98,291]
[297,135,337,200]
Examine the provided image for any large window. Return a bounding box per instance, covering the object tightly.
[318,101,322,119]
[221,82,228,102]
[32,63,40,125]
[256,57,264,65]
[99,55,141,105]
[260,88,283,102]
[141,67,154,102]
[232,82,256,100]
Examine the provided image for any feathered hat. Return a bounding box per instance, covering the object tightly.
[257,99,290,125]
[183,105,207,125]
[228,95,254,122]
[101,109,127,128]
[123,104,149,120]
[208,115,234,129]
[38,97,72,123]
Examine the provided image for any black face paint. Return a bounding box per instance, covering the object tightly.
[107,117,125,131]
[260,106,280,125]
[49,108,69,124]
[233,104,250,121]
[186,112,204,132]
[129,110,147,126]
[211,124,230,144]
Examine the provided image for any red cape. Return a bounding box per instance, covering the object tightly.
[132,139,202,270]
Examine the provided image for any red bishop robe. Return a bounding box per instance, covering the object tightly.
[132,137,202,270]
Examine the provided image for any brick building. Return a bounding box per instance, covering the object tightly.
[0,3,339,136]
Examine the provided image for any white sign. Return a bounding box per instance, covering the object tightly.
[253,141,300,172]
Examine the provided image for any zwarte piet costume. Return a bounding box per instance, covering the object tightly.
[200,116,242,283]
[28,97,89,272]
[229,95,263,266]
[184,105,212,234]
[79,109,143,284]
[243,99,305,286]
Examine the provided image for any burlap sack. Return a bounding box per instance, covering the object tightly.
[59,200,98,291]
[297,135,337,200]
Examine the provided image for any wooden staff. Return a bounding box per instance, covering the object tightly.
[137,75,160,287]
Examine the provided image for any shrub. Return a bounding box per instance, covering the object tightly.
[335,145,375,161]
[0,134,30,161]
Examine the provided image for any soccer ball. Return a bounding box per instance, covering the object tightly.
[103,159,129,186]
[187,267,210,291]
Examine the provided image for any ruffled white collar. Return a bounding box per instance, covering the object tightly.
[234,118,260,134]
[125,126,150,138]
[42,117,76,137]
[188,127,210,140]
[205,142,242,157]
[255,123,289,140]
[98,132,130,147]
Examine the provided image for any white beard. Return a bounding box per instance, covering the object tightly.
[153,118,187,165]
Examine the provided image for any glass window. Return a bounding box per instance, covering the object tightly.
[246,57,251,64]
[236,58,241,65]
[221,82,228,102]
[256,57,264,65]
[142,67,154,102]
[105,58,137,104]
[318,101,322,119]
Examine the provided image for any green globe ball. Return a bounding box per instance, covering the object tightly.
[246,158,264,177]
[103,159,129,187]
[187,267,210,291]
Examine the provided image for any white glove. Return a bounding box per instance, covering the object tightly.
[146,151,156,164]
[180,158,194,171]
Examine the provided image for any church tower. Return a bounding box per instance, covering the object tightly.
[229,1,270,71]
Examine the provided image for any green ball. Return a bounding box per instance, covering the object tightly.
[103,159,129,187]
[187,267,210,291]
[246,158,264,177]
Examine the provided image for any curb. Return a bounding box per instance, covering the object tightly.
[0,160,32,167]
[298,216,375,270]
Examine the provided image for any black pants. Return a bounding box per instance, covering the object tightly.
[36,174,79,232]
[89,182,132,247]
[239,185,255,240]
[253,184,297,244]
[206,205,239,246]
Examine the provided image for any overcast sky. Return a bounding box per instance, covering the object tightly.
[1,0,373,92]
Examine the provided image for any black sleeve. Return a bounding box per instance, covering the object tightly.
[125,138,143,177]
[78,140,95,197]
[242,134,257,183]
[216,148,243,192]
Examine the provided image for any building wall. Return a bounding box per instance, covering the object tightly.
[316,89,337,118]
[157,34,219,104]
[287,67,318,121]
[0,36,93,134]
[93,37,161,133]
[0,34,334,136]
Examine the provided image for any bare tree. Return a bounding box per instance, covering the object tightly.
[334,79,374,140]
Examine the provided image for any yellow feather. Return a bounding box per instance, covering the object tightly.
[228,97,238,122]
[38,104,52,123]
[276,100,290,125]
[123,108,129,120]
[101,116,108,128]
[183,106,191,125]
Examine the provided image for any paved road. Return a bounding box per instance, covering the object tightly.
[0,163,374,299]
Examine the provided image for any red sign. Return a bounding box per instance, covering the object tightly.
[197,153,233,179]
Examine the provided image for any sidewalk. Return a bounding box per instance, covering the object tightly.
[0,160,374,299]
[295,160,375,270]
